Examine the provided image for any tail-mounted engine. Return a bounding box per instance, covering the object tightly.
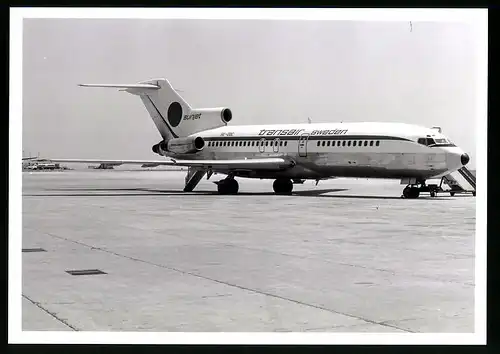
[191,107,232,124]
[152,136,205,156]
[173,107,232,136]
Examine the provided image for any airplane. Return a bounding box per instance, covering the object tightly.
[40,77,471,198]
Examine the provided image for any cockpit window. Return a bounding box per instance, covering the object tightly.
[417,137,456,147]
[434,138,448,144]
[417,137,435,146]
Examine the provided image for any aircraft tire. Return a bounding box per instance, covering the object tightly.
[403,186,420,199]
[228,179,239,194]
[217,179,239,195]
[273,178,293,195]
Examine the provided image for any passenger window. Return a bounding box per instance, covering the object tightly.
[265,141,268,146]
[364,141,368,146]
[342,141,346,146]
[317,141,320,146]
[369,141,374,146]
[252,141,255,146]
[347,141,351,146]
[376,141,380,146]
[284,141,288,147]
[321,141,326,147]
[337,141,341,146]
[327,141,331,147]
[353,141,357,147]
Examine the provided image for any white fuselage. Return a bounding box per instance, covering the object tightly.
[163,121,466,181]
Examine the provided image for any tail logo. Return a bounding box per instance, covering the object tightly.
[167,102,183,127]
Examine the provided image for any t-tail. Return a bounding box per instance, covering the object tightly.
[79,78,233,141]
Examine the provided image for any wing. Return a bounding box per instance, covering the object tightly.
[38,157,295,171]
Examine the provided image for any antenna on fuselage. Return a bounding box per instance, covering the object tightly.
[307,117,312,124]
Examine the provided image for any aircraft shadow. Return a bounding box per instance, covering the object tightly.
[24,187,448,200]
[28,187,347,197]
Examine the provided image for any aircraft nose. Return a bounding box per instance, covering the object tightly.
[461,153,470,166]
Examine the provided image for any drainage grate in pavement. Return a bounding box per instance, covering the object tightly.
[22,248,47,253]
[65,269,107,276]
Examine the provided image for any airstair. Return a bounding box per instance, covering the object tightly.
[440,167,476,196]
[421,167,476,197]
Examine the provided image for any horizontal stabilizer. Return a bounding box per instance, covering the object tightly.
[78,83,160,90]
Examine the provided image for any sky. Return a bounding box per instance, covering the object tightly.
[22,18,482,168]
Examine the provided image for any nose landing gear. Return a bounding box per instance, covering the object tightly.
[401,181,439,199]
[402,186,420,199]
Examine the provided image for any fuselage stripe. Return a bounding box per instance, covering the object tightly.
[201,135,411,142]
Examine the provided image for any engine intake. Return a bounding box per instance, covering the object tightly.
[221,108,232,123]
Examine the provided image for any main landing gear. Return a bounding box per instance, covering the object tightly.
[216,177,239,195]
[401,181,439,199]
[215,177,295,195]
[273,178,293,195]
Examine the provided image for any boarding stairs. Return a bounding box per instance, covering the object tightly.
[423,167,476,197]
[440,167,476,196]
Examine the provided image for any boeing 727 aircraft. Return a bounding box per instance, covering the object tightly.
[44,78,470,198]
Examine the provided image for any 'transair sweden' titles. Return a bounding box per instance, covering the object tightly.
[258,128,348,136]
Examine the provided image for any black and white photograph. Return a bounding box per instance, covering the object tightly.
[10,8,487,344]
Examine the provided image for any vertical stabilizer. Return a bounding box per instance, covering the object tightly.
[79,78,233,140]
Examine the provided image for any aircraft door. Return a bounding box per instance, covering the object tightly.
[259,138,266,153]
[273,138,280,153]
[298,133,309,157]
